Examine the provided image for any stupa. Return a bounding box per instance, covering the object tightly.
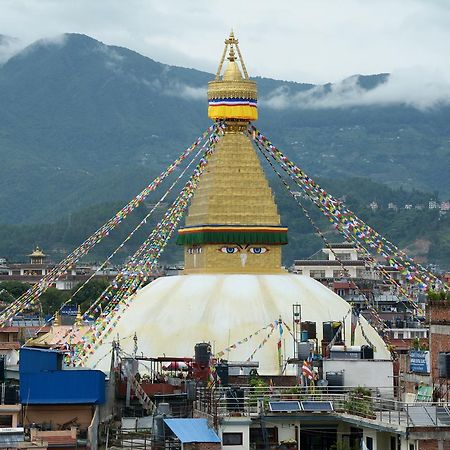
[87,33,390,373]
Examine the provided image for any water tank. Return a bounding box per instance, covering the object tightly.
[195,342,211,368]
[301,330,309,342]
[216,362,229,386]
[297,342,313,361]
[361,345,374,360]
[186,380,197,401]
[157,402,171,415]
[326,371,344,393]
[302,321,317,339]
[226,387,244,411]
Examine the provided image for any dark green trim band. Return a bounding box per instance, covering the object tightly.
[176,230,288,245]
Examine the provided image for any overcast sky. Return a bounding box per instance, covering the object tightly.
[1,0,450,84]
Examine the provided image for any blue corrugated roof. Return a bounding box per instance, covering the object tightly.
[164,419,220,444]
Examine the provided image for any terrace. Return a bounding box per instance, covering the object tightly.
[194,386,450,433]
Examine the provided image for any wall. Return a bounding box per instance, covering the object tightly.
[219,418,251,450]
[419,440,450,450]
[184,444,221,450]
[276,422,298,444]
[428,302,450,380]
[24,405,94,429]
[323,359,394,397]
[363,428,377,450]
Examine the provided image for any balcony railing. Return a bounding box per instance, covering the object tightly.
[195,386,450,429]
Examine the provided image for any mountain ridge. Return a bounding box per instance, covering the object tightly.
[0,33,449,225]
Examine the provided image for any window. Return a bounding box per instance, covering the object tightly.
[310,270,326,278]
[366,436,373,450]
[390,436,397,450]
[356,269,368,278]
[223,432,243,446]
[340,253,351,260]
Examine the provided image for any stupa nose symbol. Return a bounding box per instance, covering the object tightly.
[240,252,248,267]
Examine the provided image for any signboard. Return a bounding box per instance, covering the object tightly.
[60,305,78,316]
[410,350,430,374]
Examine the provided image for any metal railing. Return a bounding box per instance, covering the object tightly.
[195,386,450,429]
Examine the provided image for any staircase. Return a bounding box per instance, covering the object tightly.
[122,363,156,414]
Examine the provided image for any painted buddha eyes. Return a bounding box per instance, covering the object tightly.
[219,246,268,254]
[249,247,267,254]
[220,247,239,254]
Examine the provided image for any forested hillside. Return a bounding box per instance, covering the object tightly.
[1,176,448,269]
[0,33,449,225]
[1,33,449,269]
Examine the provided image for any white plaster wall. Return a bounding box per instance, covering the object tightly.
[277,422,297,443]
[377,432,393,450]
[363,428,377,450]
[323,359,394,397]
[220,419,250,450]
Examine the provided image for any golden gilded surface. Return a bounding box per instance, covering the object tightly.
[182,32,285,274]
[183,131,285,274]
[208,79,257,100]
[184,244,284,274]
[186,132,280,227]
[208,30,257,102]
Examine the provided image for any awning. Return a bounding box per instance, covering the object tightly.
[164,418,220,444]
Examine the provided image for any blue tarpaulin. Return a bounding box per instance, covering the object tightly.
[164,419,220,444]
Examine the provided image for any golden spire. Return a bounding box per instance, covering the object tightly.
[177,33,287,274]
[75,305,83,326]
[53,311,61,327]
[208,31,257,122]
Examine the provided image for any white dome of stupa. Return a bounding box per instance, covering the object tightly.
[87,273,390,374]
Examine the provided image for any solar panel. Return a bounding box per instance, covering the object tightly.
[301,401,334,412]
[269,401,302,412]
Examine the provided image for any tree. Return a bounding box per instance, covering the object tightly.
[39,288,70,316]
[70,278,110,313]
[0,281,30,302]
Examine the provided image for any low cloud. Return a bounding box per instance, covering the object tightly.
[162,82,206,100]
[95,44,124,70]
[261,68,450,111]
[0,35,25,64]
[6,34,69,62]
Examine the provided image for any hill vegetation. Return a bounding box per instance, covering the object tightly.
[0,34,449,269]
[0,33,449,226]
[1,175,448,270]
